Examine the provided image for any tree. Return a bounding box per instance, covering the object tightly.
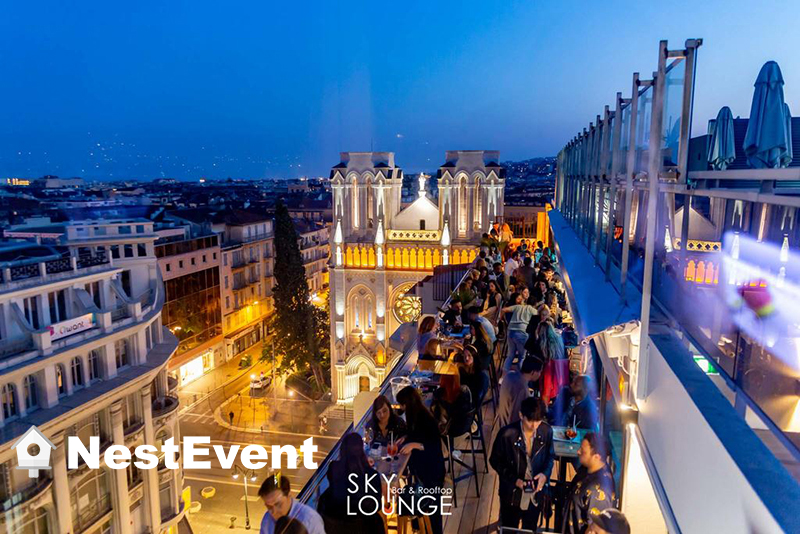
[264,200,329,391]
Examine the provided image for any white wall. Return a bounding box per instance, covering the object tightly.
[639,338,784,533]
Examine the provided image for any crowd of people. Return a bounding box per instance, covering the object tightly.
[256,235,630,534]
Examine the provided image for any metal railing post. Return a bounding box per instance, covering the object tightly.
[620,73,641,301]
[637,41,669,401]
[677,39,702,268]
[605,93,624,281]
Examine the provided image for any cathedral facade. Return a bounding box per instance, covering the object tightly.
[329,150,506,403]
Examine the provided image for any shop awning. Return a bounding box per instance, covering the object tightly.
[548,209,640,339]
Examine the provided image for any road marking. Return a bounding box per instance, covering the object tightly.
[185,475,301,496]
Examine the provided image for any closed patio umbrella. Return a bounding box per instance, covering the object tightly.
[708,106,736,170]
[743,61,792,168]
[784,103,793,164]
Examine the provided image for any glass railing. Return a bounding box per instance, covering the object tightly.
[649,190,800,483]
[661,59,686,169]
[297,267,473,508]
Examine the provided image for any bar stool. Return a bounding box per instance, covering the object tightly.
[471,386,490,474]
[444,406,481,508]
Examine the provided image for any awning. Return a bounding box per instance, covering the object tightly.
[548,209,640,339]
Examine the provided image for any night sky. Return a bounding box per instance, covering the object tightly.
[2,0,799,180]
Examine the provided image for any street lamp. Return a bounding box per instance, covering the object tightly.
[232,465,259,530]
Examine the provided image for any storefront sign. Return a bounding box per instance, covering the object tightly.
[49,313,94,341]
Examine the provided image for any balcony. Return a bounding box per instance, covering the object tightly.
[1,250,110,287]
[72,493,112,533]
[153,395,180,423]
[0,476,53,513]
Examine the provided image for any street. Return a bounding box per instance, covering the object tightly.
[177,349,349,534]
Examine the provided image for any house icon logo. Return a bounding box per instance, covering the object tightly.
[11,426,56,478]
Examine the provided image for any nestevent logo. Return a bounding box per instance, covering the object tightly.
[13,425,319,478]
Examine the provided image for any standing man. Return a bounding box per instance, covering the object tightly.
[259,473,325,534]
[490,397,554,531]
[563,433,616,534]
[518,256,537,292]
[495,357,543,431]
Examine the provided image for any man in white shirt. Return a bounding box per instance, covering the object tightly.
[259,473,325,534]
[505,250,521,278]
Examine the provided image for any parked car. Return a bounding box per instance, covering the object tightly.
[250,375,271,390]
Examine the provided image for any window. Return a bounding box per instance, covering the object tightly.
[111,245,120,259]
[24,375,38,411]
[165,263,171,272]
[70,469,110,532]
[14,507,48,534]
[121,270,132,297]
[22,296,40,329]
[225,296,230,309]
[202,254,207,263]
[224,276,229,289]
[136,225,145,233]
[191,257,196,266]
[124,244,134,258]
[56,365,67,396]
[420,219,426,230]
[48,289,68,324]
[179,260,184,269]
[71,357,84,388]
[137,243,146,257]
[2,384,18,419]
[223,254,227,266]
[85,281,102,308]
[351,177,359,229]
[213,252,218,260]
[146,326,152,350]
[115,338,130,369]
[89,349,101,381]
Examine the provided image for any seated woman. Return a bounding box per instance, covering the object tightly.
[454,345,489,408]
[417,316,438,355]
[320,432,385,534]
[396,386,446,534]
[481,280,504,318]
[365,394,407,447]
[432,370,474,434]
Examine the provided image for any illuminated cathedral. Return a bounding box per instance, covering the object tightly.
[328,151,506,403]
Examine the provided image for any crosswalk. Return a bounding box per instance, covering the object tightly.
[180,412,217,424]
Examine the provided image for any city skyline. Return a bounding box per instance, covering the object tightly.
[2,0,800,180]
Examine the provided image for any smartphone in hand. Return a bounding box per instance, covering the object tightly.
[523,480,535,493]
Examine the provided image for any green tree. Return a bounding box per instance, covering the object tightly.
[264,201,329,391]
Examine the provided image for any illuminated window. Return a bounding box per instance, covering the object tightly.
[351,177,359,229]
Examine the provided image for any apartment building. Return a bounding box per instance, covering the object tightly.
[155,231,224,387]
[0,219,183,534]
[218,212,274,360]
[293,218,329,296]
